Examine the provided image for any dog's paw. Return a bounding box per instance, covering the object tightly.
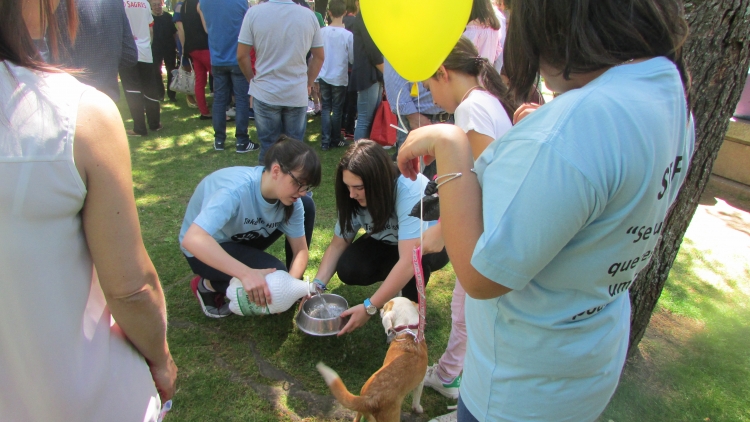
[412,404,424,414]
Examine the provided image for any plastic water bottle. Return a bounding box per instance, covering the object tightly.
[226,270,315,316]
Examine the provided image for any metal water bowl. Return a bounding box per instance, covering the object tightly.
[296,294,349,336]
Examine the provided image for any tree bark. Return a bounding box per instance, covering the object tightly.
[628,0,750,357]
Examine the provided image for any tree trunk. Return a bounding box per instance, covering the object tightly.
[628,0,750,358]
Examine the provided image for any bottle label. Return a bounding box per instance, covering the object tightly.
[234,286,270,315]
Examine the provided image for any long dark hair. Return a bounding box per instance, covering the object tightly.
[504,0,690,108]
[438,36,518,121]
[468,0,500,30]
[263,135,322,223]
[335,141,399,234]
[0,0,77,71]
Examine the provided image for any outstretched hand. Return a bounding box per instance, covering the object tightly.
[337,304,371,336]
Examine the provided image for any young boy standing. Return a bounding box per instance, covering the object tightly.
[317,0,354,151]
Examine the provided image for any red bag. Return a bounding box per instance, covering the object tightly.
[369,99,398,147]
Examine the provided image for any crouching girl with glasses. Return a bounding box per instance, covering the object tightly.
[180,136,321,318]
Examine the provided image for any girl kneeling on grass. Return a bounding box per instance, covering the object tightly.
[313,141,450,335]
[180,136,321,318]
[417,35,518,401]
[397,0,694,420]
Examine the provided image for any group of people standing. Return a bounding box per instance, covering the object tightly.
[1,0,696,421]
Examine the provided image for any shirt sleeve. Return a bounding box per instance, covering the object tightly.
[192,190,241,238]
[347,32,354,64]
[238,9,253,46]
[119,4,138,68]
[395,178,425,240]
[280,200,306,239]
[456,94,512,141]
[471,140,598,290]
[384,60,417,115]
[310,17,324,48]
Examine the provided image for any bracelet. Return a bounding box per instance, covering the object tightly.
[435,172,462,189]
[313,278,327,292]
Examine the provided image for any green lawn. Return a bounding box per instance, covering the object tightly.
[119,92,750,421]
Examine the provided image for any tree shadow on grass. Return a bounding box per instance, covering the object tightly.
[602,237,750,421]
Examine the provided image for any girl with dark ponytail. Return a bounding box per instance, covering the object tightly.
[418,35,518,402]
[423,36,517,159]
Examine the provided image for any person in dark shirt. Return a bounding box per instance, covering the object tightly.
[151,0,178,102]
[54,0,138,101]
[350,5,384,141]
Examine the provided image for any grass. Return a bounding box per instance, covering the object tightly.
[119,89,750,421]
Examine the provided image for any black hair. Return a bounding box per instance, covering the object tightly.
[345,0,357,14]
[437,36,518,121]
[328,0,346,18]
[504,0,690,109]
[263,135,322,222]
[468,0,500,30]
[335,141,399,234]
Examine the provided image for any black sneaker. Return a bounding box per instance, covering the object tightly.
[236,142,259,153]
[190,276,232,318]
[331,139,350,148]
[214,140,225,151]
[321,144,330,151]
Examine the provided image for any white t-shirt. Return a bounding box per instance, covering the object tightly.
[317,26,353,87]
[454,89,512,143]
[123,0,154,63]
[462,57,694,421]
[238,0,323,107]
[334,174,434,244]
[179,166,306,257]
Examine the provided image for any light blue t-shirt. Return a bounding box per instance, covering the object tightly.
[179,166,305,257]
[462,57,695,421]
[334,174,434,244]
[237,0,323,107]
[200,0,247,67]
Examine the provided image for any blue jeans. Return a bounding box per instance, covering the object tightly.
[457,396,480,422]
[353,81,383,141]
[211,65,250,148]
[319,80,347,146]
[254,98,307,164]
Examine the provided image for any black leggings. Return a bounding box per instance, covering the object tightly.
[336,235,450,303]
[185,195,315,293]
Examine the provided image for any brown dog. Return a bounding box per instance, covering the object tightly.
[317,297,428,422]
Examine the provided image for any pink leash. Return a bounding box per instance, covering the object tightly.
[412,245,426,343]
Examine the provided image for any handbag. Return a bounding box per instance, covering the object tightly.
[169,55,195,94]
[369,97,398,147]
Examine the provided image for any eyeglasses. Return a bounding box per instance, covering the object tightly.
[280,165,314,193]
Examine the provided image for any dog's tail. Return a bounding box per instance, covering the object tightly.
[316,362,370,413]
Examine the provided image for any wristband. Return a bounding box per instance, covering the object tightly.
[313,278,327,292]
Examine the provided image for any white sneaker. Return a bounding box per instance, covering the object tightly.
[226,107,236,118]
[423,364,460,399]
[429,411,457,422]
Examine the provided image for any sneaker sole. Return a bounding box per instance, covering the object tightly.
[190,276,230,319]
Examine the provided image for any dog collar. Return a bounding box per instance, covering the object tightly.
[390,324,420,333]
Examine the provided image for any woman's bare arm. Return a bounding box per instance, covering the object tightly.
[74,89,177,401]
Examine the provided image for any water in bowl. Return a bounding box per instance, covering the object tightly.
[308,303,346,319]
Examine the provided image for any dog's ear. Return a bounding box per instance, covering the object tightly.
[381,309,394,333]
[382,300,394,314]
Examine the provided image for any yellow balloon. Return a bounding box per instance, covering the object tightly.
[360,0,473,82]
